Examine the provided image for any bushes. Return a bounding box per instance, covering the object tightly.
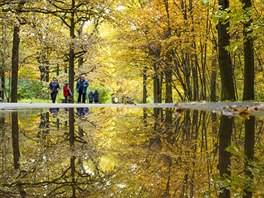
[18,79,49,100]
[88,85,111,103]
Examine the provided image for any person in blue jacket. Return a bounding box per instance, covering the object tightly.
[76,75,89,103]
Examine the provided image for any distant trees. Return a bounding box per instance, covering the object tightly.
[0,0,263,103]
[109,0,262,103]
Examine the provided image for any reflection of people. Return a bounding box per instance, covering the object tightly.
[88,91,94,103]
[63,83,72,103]
[77,107,89,118]
[49,108,60,117]
[49,77,60,103]
[93,90,99,103]
[76,75,89,103]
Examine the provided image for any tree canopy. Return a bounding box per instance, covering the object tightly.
[0,0,263,103]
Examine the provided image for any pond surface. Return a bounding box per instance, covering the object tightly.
[0,107,263,197]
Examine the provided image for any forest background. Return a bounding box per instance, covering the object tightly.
[0,0,263,104]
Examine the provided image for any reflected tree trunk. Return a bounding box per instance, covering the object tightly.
[0,117,7,169]
[12,112,20,169]
[218,115,233,198]
[243,116,255,198]
[69,108,76,197]
[12,112,26,197]
[190,110,199,197]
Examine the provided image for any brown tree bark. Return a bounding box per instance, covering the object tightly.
[217,0,236,101]
[69,0,75,102]
[11,0,25,103]
[242,0,254,100]
[11,25,20,103]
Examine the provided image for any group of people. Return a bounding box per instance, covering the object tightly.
[88,90,99,103]
[49,75,99,104]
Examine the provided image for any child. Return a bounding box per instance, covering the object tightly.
[88,91,94,103]
[63,83,72,103]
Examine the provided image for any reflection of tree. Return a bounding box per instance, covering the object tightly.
[11,112,26,197]
[244,116,255,197]
[218,115,233,198]
[69,108,76,197]
[12,112,20,169]
[1,108,262,197]
[38,111,50,145]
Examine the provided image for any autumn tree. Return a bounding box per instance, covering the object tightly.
[217,0,236,101]
[242,0,254,100]
[11,0,25,102]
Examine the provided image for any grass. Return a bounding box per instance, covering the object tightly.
[19,98,50,103]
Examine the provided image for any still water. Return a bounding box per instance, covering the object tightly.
[0,107,263,198]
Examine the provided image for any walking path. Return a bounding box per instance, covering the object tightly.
[0,102,263,117]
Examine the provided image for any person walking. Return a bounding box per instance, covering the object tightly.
[63,82,72,103]
[76,75,89,103]
[49,77,60,103]
[88,91,94,103]
[93,90,99,103]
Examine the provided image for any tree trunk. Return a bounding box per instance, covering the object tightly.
[143,66,147,121]
[143,66,147,103]
[11,0,25,103]
[210,51,217,102]
[164,65,172,103]
[0,69,4,101]
[242,0,254,100]
[69,0,75,102]
[217,0,236,101]
[11,25,20,103]
[218,115,233,198]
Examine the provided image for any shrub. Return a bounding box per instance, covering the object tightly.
[18,79,49,100]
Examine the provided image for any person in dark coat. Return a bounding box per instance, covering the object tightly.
[88,91,94,103]
[49,77,60,103]
[93,90,99,103]
[76,75,89,103]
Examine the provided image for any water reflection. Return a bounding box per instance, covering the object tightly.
[0,108,263,197]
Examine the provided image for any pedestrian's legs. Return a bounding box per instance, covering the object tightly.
[65,96,68,103]
[78,93,82,103]
[51,92,56,103]
[53,92,57,103]
[82,93,86,103]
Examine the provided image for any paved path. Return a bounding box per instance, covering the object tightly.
[0,102,263,117]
